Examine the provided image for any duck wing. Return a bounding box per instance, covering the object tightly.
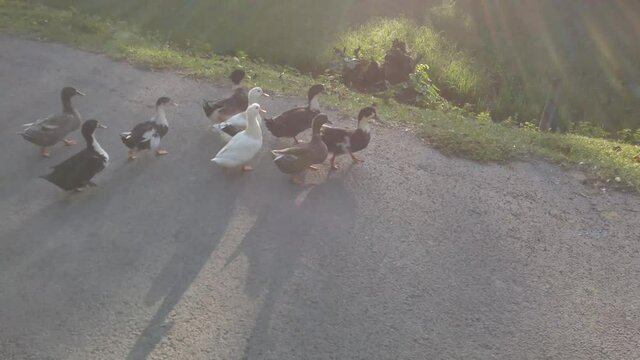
[203,88,248,121]
[121,121,156,149]
[265,107,317,138]
[21,113,77,146]
[271,144,311,157]
[271,143,315,174]
[42,150,106,190]
[321,125,354,154]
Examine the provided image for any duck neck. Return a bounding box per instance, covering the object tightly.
[62,95,74,114]
[244,112,262,137]
[84,130,94,149]
[232,83,243,91]
[248,92,260,106]
[358,117,371,133]
[155,106,169,126]
[308,95,321,112]
[311,121,324,138]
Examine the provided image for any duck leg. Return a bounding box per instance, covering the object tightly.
[349,151,364,163]
[62,139,78,146]
[329,154,338,170]
[41,147,50,158]
[128,149,137,160]
[290,172,305,185]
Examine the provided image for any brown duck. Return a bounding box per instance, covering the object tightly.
[271,113,331,184]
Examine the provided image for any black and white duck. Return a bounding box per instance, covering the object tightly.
[41,119,109,191]
[20,86,85,157]
[202,69,248,123]
[271,113,331,184]
[120,97,177,160]
[321,106,377,169]
[264,84,325,143]
[212,86,269,143]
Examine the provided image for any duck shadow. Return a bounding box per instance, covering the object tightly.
[222,178,358,358]
[0,129,241,360]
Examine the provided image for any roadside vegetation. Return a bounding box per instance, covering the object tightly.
[1,0,639,190]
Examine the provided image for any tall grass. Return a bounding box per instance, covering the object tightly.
[39,0,355,70]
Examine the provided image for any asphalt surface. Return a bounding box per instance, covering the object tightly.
[1,35,639,360]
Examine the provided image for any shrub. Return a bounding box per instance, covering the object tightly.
[410,64,444,108]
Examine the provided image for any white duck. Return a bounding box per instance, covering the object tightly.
[210,103,266,171]
[212,87,269,143]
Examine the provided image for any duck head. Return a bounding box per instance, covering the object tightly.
[81,119,106,140]
[307,84,325,111]
[248,87,269,104]
[246,103,267,117]
[229,69,246,87]
[61,86,85,99]
[357,106,378,133]
[156,96,178,109]
[311,113,332,135]
[60,87,84,113]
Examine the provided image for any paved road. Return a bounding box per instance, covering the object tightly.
[1,36,639,360]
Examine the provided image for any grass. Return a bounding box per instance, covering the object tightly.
[1,0,640,191]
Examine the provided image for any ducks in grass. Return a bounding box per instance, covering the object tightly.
[321,106,376,169]
[41,119,109,191]
[211,103,266,172]
[212,87,269,143]
[120,97,177,160]
[264,84,325,143]
[20,86,85,157]
[271,114,331,184]
[203,69,248,123]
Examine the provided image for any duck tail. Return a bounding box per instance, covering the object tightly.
[120,132,134,148]
[202,99,214,117]
[263,117,276,132]
[220,124,240,137]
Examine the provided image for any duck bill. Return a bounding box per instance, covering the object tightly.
[263,93,270,97]
[75,90,86,96]
[259,108,268,114]
[97,123,107,129]
[172,102,179,107]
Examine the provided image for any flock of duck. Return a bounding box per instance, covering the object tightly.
[19,69,376,191]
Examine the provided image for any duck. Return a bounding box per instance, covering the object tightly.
[210,103,266,171]
[120,97,177,160]
[202,69,248,123]
[20,86,85,157]
[263,84,325,143]
[321,106,377,169]
[271,113,332,184]
[41,119,109,191]
[211,87,269,143]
